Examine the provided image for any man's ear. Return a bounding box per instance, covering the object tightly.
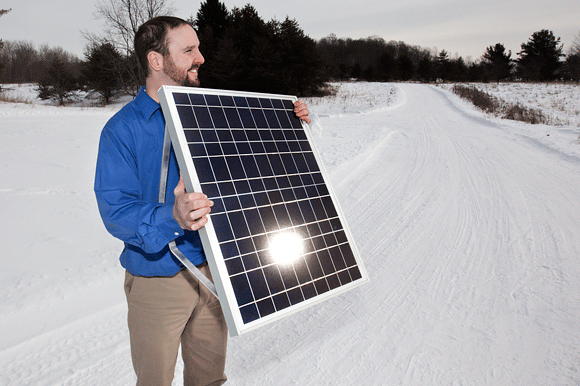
[147,51,164,73]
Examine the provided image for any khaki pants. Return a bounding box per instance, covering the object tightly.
[124,265,228,386]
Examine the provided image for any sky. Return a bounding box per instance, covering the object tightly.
[1,0,579,61]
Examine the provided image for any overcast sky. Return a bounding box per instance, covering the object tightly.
[1,0,579,61]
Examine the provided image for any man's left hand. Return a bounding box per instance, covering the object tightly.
[294,100,311,124]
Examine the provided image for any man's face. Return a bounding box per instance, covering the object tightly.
[163,24,204,87]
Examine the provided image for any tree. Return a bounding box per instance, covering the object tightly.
[516,29,564,81]
[564,31,580,81]
[396,53,414,81]
[416,53,435,82]
[6,41,40,82]
[88,0,175,94]
[194,3,328,95]
[0,8,11,89]
[436,50,452,81]
[276,17,327,95]
[37,54,79,105]
[482,43,514,82]
[82,41,124,104]
[191,0,232,89]
[194,0,229,39]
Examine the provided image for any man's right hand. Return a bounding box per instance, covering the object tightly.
[173,176,213,231]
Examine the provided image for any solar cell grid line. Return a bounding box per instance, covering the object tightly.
[158,85,368,336]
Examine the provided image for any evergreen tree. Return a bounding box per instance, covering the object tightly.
[194,3,327,95]
[194,0,229,39]
[276,17,327,95]
[516,29,564,81]
[436,50,451,81]
[192,0,230,88]
[482,43,513,82]
[82,42,124,104]
[206,4,271,91]
[449,57,468,82]
[37,55,79,105]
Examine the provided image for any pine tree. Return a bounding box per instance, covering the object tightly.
[37,55,78,105]
[82,42,124,104]
[276,17,327,95]
[194,0,229,39]
[516,30,564,81]
[436,50,451,81]
[482,43,514,82]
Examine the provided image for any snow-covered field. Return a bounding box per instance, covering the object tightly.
[442,82,580,127]
[1,82,579,385]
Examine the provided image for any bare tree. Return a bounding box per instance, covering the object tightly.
[571,31,580,56]
[94,0,175,54]
[0,8,12,89]
[565,31,580,81]
[86,0,175,94]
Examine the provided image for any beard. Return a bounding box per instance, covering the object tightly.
[163,55,200,87]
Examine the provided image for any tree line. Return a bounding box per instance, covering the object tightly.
[318,29,580,83]
[1,1,579,105]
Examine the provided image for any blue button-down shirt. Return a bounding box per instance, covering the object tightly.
[95,87,205,276]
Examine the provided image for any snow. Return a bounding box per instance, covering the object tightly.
[1,82,580,385]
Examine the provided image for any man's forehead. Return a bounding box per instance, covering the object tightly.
[167,24,199,47]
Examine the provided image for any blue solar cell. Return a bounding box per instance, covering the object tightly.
[173,93,191,105]
[247,97,261,108]
[190,93,206,106]
[238,109,255,128]
[233,96,248,107]
[184,129,202,143]
[225,256,244,275]
[177,106,197,128]
[205,94,221,106]
[209,107,228,128]
[231,274,253,306]
[251,109,268,128]
[242,253,260,271]
[220,95,235,107]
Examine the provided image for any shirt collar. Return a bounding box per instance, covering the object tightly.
[134,86,162,122]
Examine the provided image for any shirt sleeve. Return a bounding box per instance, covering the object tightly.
[94,120,185,254]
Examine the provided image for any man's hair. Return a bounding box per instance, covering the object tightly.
[134,16,191,77]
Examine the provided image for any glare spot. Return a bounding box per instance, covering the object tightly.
[269,231,304,265]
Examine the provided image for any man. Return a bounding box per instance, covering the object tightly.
[94,16,311,386]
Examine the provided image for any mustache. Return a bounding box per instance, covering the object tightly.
[189,64,200,72]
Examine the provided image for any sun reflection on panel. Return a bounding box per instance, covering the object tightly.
[269,231,304,265]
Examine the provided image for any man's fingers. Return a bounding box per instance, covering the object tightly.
[294,100,311,124]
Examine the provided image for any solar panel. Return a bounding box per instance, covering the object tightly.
[158,85,368,336]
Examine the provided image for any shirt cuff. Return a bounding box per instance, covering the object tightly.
[156,203,185,240]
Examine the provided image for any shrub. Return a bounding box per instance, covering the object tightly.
[451,84,548,125]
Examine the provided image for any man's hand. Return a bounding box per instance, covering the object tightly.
[173,176,213,231]
[294,100,311,124]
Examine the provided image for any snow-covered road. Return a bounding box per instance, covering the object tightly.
[227,83,580,385]
[1,83,579,385]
